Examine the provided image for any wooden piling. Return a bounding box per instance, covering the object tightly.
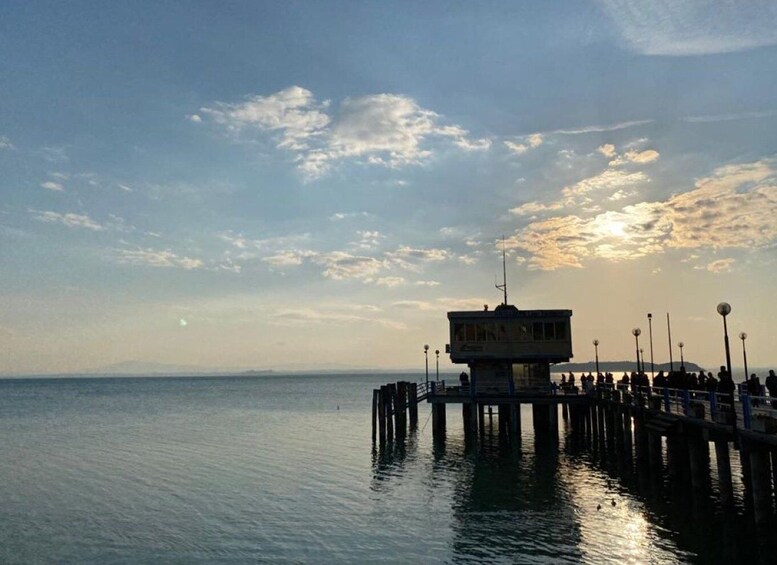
[478,403,485,437]
[687,436,709,497]
[408,382,418,428]
[372,389,379,443]
[395,382,407,439]
[378,386,387,444]
[385,384,394,442]
[750,448,773,526]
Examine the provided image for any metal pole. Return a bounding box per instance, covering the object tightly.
[435,349,440,381]
[648,313,655,377]
[632,328,642,374]
[667,313,674,372]
[593,339,600,377]
[741,335,748,381]
[723,317,732,382]
[424,345,429,385]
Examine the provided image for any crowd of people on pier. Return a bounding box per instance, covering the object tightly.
[559,367,777,408]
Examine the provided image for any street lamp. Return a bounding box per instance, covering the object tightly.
[739,332,748,381]
[435,349,440,381]
[640,348,644,374]
[647,313,655,377]
[593,339,600,376]
[717,303,733,382]
[718,302,737,430]
[678,342,685,371]
[632,328,642,374]
[424,344,430,384]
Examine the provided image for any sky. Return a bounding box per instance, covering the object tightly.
[2,1,777,375]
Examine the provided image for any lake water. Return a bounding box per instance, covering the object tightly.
[0,374,772,563]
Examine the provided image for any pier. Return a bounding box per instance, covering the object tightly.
[371,294,777,530]
[372,378,777,527]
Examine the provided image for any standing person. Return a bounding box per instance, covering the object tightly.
[747,373,762,407]
[765,370,777,409]
[718,366,735,408]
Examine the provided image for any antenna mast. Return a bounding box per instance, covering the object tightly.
[495,235,508,305]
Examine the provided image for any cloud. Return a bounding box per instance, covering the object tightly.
[31,210,104,231]
[506,159,777,270]
[116,248,204,270]
[352,230,384,250]
[313,252,386,280]
[40,181,64,192]
[0,136,14,150]
[597,0,777,56]
[202,86,330,151]
[609,149,660,166]
[262,251,308,267]
[706,258,735,273]
[414,280,441,287]
[371,276,406,287]
[201,86,488,179]
[270,307,406,330]
[504,133,543,155]
[187,114,202,123]
[552,119,653,135]
[598,144,617,158]
[386,245,450,270]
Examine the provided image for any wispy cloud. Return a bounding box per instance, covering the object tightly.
[0,136,14,150]
[116,247,204,270]
[200,86,489,179]
[706,258,735,273]
[31,210,104,231]
[504,133,543,155]
[597,0,777,56]
[551,119,653,135]
[40,181,64,192]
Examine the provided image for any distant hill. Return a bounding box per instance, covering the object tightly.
[555,361,704,373]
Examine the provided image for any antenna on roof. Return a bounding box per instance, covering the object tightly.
[495,235,508,305]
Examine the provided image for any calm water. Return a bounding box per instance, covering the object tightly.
[0,374,770,563]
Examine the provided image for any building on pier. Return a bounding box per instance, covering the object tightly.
[446,303,573,395]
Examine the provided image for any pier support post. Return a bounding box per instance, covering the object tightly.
[372,389,379,443]
[562,402,569,421]
[687,436,710,498]
[395,382,407,440]
[509,404,520,445]
[533,404,550,435]
[589,404,598,443]
[715,440,734,508]
[498,404,508,440]
[549,403,559,440]
[623,409,633,455]
[478,403,486,438]
[648,431,662,470]
[750,448,773,526]
[385,384,394,442]
[408,382,418,429]
[432,402,446,441]
[605,406,616,448]
[378,386,387,444]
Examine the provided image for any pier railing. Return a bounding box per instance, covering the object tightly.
[599,383,777,435]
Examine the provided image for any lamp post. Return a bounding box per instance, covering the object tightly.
[717,303,733,383]
[667,313,674,372]
[647,313,655,377]
[640,348,644,374]
[678,342,685,371]
[593,339,600,377]
[718,302,738,432]
[632,328,642,374]
[739,332,748,381]
[435,349,440,381]
[424,344,430,385]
